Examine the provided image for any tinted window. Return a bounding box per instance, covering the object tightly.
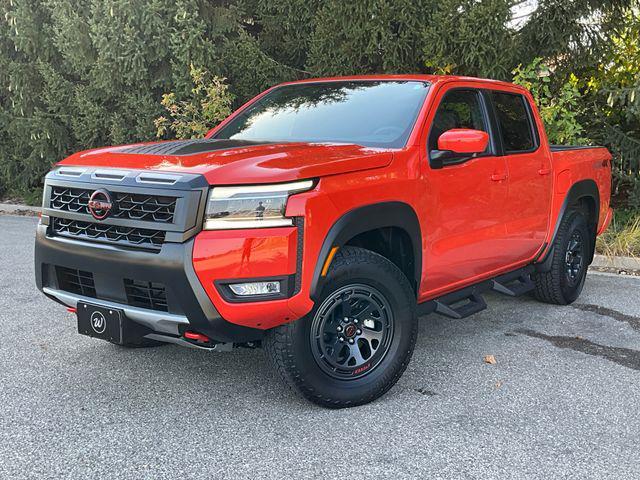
[213,81,430,148]
[428,90,488,151]
[492,92,535,152]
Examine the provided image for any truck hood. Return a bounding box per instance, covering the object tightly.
[58,139,394,185]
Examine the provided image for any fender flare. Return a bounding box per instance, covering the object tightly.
[310,202,422,300]
[536,179,600,271]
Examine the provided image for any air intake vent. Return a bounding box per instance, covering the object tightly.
[124,279,168,312]
[49,186,177,223]
[51,218,165,249]
[114,192,176,223]
[118,139,270,156]
[56,267,97,298]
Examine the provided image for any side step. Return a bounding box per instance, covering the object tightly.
[491,267,535,297]
[417,265,535,319]
[434,292,487,319]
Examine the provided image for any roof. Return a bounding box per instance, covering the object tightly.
[277,74,521,91]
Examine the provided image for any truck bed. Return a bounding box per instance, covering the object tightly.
[549,144,612,235]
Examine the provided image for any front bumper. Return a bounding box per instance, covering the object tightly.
[35,223,264,344]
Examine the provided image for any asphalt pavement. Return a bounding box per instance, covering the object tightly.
[1,215,639,480]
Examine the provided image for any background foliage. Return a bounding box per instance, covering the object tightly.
[0,0,638,209]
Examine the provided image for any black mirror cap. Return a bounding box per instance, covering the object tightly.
[429,150,451,169]
[429,150,474,169]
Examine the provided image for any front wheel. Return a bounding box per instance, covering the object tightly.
[264,247,418,408]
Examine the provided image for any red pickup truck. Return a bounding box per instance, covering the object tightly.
[35,75,612,408]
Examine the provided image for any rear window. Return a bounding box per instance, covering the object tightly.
[492,92,536,152]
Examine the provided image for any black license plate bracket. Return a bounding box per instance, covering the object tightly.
[77,302,123,343]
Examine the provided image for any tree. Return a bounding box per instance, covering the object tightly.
[0,0,637,204]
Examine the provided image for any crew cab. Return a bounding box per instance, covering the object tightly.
[35,75,612,408]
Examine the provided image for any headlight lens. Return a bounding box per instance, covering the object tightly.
[203,180,314,230]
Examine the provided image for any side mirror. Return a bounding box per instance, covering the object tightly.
[429,129,489,169]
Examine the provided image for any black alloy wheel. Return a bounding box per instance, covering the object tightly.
[565,230,585,285]
[310,284,394,379]
[264,246,418,408]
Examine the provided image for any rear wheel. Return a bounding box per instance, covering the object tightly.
[533,210,590,305]
[264,247,418,408]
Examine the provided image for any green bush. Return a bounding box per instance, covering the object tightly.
[513,59,587,146]
[596,209,640,257]
[155,66,234,140]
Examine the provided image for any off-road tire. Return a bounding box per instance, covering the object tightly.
[532,210,590,305]
[264,246,418,408]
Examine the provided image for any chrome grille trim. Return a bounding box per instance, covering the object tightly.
[92,169,129,181]
[136,173,182,185]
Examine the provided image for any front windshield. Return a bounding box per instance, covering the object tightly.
[213,80,430,149]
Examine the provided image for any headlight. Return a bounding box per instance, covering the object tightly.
[203,180,314,230]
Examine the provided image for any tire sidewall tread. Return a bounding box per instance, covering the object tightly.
[264,246,418,408]
[533,210,590,305]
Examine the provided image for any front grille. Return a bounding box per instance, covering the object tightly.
[56,267,96,298]
[124,279,168,312]
[51,217,165,249]
[50,186,177,223]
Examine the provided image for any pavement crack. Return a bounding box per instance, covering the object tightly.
[515,328,640,372]
[572,303,640,332]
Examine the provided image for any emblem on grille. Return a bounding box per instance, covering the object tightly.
[88,189,113,220]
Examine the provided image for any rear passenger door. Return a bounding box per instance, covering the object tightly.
[489,90,552,259]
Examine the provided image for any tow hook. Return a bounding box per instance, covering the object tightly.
[184,331,211,343]
[183,331,234,352]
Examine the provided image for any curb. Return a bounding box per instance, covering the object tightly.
[0,203,41,216]
[591,254,640,274]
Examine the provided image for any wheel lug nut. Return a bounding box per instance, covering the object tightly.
[339,336,344,342]
[348,338,355,344]
[337,326,343,332]
[356,329,361,335]
[344,317,349,321]
[354,319,358,323]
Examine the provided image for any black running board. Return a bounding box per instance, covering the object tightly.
[491,266,535,297]
[417,265,535,319]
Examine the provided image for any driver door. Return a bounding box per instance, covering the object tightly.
[419,86,510,297]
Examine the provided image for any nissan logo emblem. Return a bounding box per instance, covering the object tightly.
[88,189,114,220]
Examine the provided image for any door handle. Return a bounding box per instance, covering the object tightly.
[490,173,508,182]
[538,168,552,175]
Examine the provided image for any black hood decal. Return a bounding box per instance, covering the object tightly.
[118,139,277,156]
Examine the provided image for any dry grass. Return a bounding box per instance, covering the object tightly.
[596,211,640,258]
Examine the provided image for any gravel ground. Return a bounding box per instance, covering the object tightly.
[1,215,639,480]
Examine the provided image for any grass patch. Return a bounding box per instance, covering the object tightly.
[596,209,640,258]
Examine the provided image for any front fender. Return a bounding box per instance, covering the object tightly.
[309,201,422,299]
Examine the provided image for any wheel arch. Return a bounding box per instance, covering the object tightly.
[310,202,422,300]
[537,179,600,271]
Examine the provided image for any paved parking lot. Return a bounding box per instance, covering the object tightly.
[1,214,639,479]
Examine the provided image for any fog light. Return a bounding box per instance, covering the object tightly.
[228,281,281,296]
